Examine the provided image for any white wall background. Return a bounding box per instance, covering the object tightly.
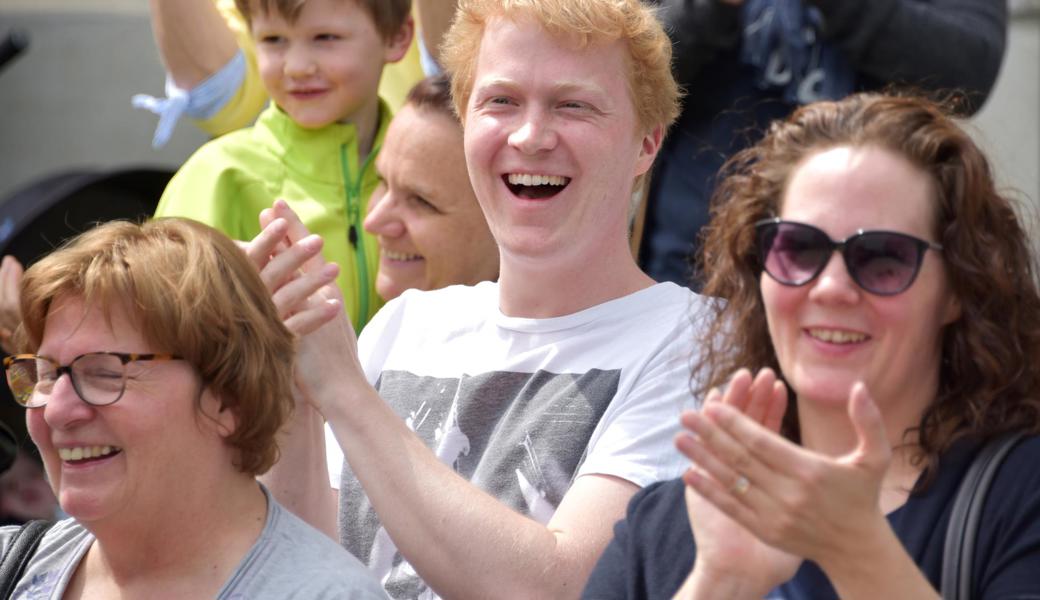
[0,2,208,202]
[973,3,1040,237]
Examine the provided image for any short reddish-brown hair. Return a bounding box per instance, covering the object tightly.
[18,218,295,476]
[440,0,679,134]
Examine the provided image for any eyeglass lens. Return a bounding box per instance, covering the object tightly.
[6,353,126,407]
[759,221,927,295]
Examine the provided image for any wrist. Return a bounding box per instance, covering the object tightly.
[677,562,772,600]
[815,515,902,594]
[312,370,376,424]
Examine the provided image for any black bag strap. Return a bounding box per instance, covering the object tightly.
[0,519,54,598]
[941,432,1024,599]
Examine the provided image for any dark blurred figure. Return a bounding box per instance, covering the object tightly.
[641,0,1008,288]
[0,421,58,526]
[0,29,29,74]
[0,421,15,474]
[0,451,59,526]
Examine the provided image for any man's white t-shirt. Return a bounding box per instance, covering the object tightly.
[326,281,708,598]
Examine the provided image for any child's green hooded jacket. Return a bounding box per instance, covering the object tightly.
[156,102,390,332]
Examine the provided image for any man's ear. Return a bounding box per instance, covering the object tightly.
[633,124,665,178]
[384,15,415,64]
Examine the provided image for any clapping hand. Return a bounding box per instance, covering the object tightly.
[679,377,894,592]
[243,200,362,414]
[673,368,800,598]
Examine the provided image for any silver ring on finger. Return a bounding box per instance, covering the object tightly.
[730,474,751,496]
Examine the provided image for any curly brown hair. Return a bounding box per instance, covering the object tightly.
[697,93,1040,473]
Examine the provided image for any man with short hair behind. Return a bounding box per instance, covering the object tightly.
[255,1,709,597]
[364,73,499,300]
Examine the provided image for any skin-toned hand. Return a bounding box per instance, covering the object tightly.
[244,201,346,538]
[679,381,935,599]
[244,200,364,412]
[672,369,800,599]
[243,200,342,335]
[0,255,24,354]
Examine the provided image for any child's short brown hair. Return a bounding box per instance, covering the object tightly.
[236,0,411,40]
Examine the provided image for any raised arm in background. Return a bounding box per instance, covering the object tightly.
[147,0,239,90]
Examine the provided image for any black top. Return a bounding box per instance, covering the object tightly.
[582,436,1040,599]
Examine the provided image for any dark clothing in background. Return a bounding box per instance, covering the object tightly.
[641,0,1008,288]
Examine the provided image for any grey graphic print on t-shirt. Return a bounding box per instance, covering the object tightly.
[339,368,620,599]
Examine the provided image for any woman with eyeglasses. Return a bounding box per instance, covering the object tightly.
[582,93,1040,599]
[0,218,386,598]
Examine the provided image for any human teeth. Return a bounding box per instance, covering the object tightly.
[808,329,867,344]
[507,174,569,186]
[383,250,422,261]
[59,445,117,461]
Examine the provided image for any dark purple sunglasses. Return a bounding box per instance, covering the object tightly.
[755,218,943,296]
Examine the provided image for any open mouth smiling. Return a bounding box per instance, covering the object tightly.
[289,88,328,99]
[806,328,869,344]
[504,173,570,200]
[59,445,122,464]
[383,249,423,262]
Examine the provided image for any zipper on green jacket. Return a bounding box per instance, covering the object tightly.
[340,143,378,332]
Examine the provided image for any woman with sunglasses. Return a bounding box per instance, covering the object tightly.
[582,93,1040,599]
[0,218,386,598]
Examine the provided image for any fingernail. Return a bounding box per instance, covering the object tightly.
[321,263,338,278]
[300,235,322,251]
